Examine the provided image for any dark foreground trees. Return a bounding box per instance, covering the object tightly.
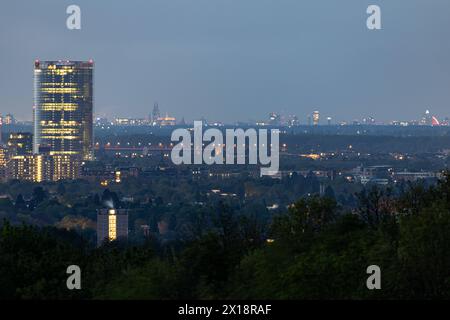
[1,173,450,299]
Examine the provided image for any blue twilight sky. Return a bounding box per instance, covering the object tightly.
[0,0,450,123]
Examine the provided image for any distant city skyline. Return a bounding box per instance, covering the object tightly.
[1,1,450,123]
[2,108,449,127]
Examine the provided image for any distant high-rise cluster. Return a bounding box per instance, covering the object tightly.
[392,109,443,127]
[258,110,333,127]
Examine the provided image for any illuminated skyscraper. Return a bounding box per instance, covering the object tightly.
[97,208,128,247]
[33,60,94,160]
[313,111,320,126]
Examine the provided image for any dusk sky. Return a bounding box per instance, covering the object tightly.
[1,0,450,123]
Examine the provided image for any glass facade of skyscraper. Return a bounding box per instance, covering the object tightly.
[33,60,93,160]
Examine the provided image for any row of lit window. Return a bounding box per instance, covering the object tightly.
[40,88,78,93]
[41,106,78,111]
[40,120,80,126]
[40,135,79,140]
[40,82,78,87]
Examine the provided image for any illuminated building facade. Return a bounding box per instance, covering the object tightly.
[0,146,7,167]
[7,132,33,156]
[156,114,177,126]
[97,209,128,247]
[6,155,46,182]
[313,111,320,126]
[114,170,121,183]
[5,153,80,182]
[0,146,7,181]
[33,60,94,161]
[46,154,81,181]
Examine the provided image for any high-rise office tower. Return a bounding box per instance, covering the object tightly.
[97,208,128,247]
[33,60,94,160]
[313,111,320,126]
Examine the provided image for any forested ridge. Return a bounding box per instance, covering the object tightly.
[1,173,450,299]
